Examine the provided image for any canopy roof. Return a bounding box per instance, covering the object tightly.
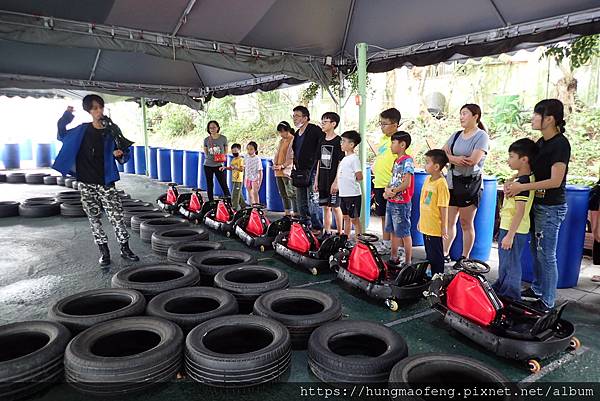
[0,0,599,109]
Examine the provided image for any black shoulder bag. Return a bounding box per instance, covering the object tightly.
[450,131,483,202]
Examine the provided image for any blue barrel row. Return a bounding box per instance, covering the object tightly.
[2,142,61,168]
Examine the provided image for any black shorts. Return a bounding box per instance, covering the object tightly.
[340,196,362,218]
[449,188,482,208]
[318,189,341,207]
[373,187,387,217]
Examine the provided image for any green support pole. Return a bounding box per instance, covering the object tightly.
[141,97,149,176]
[357,42,369,231]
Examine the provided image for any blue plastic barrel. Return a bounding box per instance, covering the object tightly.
[19,139,32,161]
[198,152,207,190]
[410,170,428,246]
[158,148,172,182]
[266,159,284,212]
[123,146,135,174]
[2,144,20,169]
[226,154,233,189]
[522,185,590,288]
[449,176,497,261]
[134,146,146,175]
[149,147,158,179]
[258,158,268,204]
[171,149,184,185]
[184,151,199,187]
[34,143,53,168]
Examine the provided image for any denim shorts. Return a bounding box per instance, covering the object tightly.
[385,201,411,238]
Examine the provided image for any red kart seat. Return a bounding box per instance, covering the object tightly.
[215,201,232,223]
[287,223,319,254]
[188,193,202,213]
[247,209,270,237]
[347,243,384,282]
[446,271,503,327]
[166,187,178,205]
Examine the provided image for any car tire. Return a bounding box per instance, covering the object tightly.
[18,202,61,218]
[43,176,58,185]
[64,317,183,395]
[167,241,224,264]
[111,263,200,299]
[214,265,289,313]
[151,228,209,255]
[253,288,342,349]
[307,320,408,383]
[123,207,160,226]
[185,315,291,387]
[139,217,188,243]
[187,250,257,286]
[0,321,71,401]
[0,201,20,218]
[60,201,87,217]
[48,289,146,333]
[6,173,26,184]
[25,173,49,184]
[56,176,67,186]
[130,212,170,233]
[146,287,238,333]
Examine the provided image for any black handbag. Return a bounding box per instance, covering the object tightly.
[291,168,311,188]
[449,130,482,201]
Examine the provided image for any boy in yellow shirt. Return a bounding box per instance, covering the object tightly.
[223,143,247,210]
[418,149,450,275]
[492,138,537,301]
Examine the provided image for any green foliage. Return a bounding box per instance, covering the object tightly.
[544,34,600,71]
[300,71,369,104]
[489,95,527,137]
[147,103,196,138]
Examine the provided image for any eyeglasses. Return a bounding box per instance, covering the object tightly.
[292,114,305,119]
[379,121,397,127]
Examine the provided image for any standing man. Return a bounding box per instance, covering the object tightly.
[291,106,324,229]
[372,108,402,254]
[53,94,139,267]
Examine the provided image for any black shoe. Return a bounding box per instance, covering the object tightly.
[120,242,139,262]
[521,287,540,300]
[525,299,551,313]
[98,243,111,266]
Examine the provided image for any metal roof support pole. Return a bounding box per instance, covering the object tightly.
[337,69,344,132]
[357,42,369,232]
[141,97,149,176]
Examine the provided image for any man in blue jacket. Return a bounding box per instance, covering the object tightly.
[53,94,139,266]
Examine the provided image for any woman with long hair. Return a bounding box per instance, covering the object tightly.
[203,120,230,201]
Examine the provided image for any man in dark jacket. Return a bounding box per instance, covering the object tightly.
[291,106,324,228]
[53,94,139,267]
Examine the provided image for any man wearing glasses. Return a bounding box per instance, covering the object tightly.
[291,106,325,229]
[372,108,402,254]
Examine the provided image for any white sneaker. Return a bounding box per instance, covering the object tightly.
[375,241,391,255]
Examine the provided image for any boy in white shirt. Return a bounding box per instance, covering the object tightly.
[331,130,363,238]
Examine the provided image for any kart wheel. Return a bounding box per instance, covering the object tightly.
[310,268,318,276]
[386,299,399,312]
[569,337,581,350]
[527,359,541,373]
[259,245,265,253]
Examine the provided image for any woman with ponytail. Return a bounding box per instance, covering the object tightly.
[505,99,570,312]
[442,103,490,264]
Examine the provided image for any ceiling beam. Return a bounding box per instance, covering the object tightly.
[171,0,197,36]
[88,49,102,80]
[488,0,509,27]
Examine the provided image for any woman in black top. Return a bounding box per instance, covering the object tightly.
[505,99,570,312]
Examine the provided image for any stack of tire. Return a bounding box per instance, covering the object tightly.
[253,288,342,348]
[130,212,170,233]
[55,191,85,217]
[166,241,224,263]
[56,176,67,186]
[19,197,60,218]
[213,265,289,313]
[0,201,20,218]
[25,173,50,184]
[187,250,257,286]
[0,321,71,401]
[6,173,26,183]
[185,315,292,387]
[43,175,59,185]
[139,217,188,243]
[151,227,209,255]
[123,207,160,227]
[111,263,201,299]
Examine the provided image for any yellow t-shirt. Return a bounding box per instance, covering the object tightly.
[231,156,244,183]
[500,174,535,234]
[418,176,450,237]
[373,135,396,188]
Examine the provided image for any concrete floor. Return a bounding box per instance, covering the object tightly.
[1,169,599,400]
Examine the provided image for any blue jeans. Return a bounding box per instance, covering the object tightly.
[493,229,528,301]
[530,203,568,308]
[295,185,311,227]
